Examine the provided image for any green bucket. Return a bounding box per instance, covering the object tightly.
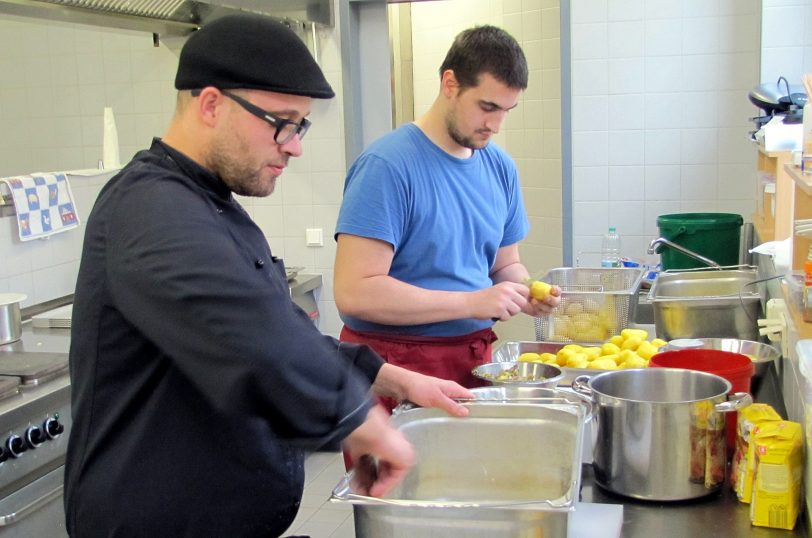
[655,213,743,270]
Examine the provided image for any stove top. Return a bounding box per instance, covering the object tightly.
[0,312,72,501]
[0,377,19,401]
[0,352,69,386]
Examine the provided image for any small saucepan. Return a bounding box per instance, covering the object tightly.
[0,293,27,346]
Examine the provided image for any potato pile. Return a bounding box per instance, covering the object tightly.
[549,296,617,342]
[518,329,668,370]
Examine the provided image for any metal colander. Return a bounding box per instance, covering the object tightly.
[534,267,645,343]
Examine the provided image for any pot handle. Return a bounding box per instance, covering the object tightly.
[571,375,592,397]
[714,392,753,413]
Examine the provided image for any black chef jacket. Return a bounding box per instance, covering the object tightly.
[65,139,383,537]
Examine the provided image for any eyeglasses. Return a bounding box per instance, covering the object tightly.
[192,89,311,145]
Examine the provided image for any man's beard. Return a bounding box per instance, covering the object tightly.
[445,112,489,151]
[206,132,279,197]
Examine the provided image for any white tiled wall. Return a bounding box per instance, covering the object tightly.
[570,0,763,267]
[0,15,348,336]
[0,171,115,306]
[761,0,812,83]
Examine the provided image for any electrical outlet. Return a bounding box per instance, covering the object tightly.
[305,228,323,247]
[764,298,789,358]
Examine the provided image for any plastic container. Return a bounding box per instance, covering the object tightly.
[601,227,621,268]
[650,348,754,450]
[655,213,743,270]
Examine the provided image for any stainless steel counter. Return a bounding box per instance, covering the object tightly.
[579,362,807,537]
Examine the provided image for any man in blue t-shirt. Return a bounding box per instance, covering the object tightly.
[334,25,561,396]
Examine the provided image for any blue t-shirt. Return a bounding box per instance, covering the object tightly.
[335,123,529,337]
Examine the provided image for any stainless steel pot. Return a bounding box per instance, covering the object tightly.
[572,368,751,501]
[0,294,26,346]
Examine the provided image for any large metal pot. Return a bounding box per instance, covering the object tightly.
[0,293,26,346]
[572,368,751,501]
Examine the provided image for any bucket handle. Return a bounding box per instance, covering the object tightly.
[715,392,752,413]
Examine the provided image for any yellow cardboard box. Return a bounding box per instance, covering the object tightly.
[734,403,783,502]
[750,421,803,530]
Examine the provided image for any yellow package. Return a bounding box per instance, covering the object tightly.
[734,403,783,501]
[749,421,803,530]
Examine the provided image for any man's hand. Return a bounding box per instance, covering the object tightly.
[372,364,473,417]
[467,281,531,321]
[343,405,415,498]
[523,284,562,316]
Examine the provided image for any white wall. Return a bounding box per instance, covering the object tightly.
[0,171,114,305]
[761,0,812,83]
[570,0,762,267]
[0,15,348,337]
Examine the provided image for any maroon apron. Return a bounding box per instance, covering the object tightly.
[340,325,497,410]
[340,325,497,469]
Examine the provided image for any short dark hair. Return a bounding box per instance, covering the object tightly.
[438,25,528,90]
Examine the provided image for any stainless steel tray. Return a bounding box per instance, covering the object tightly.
[648,266,762,340]
[332,403,584,537]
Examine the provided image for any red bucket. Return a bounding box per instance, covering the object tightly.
[649,349,754,451]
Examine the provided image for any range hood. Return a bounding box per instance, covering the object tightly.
[0,0,333,38]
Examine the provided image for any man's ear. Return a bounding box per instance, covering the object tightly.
[195,87,224,127]
[440,69,460,98]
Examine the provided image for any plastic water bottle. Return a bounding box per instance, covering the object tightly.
[601,227,621,268]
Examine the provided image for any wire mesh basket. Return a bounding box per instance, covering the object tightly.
[533,267,645,344]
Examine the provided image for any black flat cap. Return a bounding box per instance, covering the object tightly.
[175,13,335,99]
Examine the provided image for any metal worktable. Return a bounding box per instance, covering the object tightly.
[578,362,807,537]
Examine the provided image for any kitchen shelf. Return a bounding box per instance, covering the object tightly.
[755,146,794,242]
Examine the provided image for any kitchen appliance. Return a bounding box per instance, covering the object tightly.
[0,322,71,537]
[648,266,762,340]
[331,399,586,537]
[749,78,808,129]
[0,0,333,39]
[573,368,751,501]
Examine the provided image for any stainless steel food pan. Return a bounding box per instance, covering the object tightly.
[648,267,762,340]
[332,403,585,538]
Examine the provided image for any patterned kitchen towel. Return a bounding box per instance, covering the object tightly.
[0,172,80,241]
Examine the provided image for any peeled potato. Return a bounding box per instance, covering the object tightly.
[518,352,541,362]
[529,280,552,300]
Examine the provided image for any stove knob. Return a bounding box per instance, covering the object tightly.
[43,418,65,439]
[25,426,45,448]
[0,446,7,464]
[7,435,27,458]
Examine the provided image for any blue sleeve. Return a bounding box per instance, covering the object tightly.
[500,158,529,247]
[336,153,409,250]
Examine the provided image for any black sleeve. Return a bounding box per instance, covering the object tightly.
[336,341,385,385]
[104,173,377,449]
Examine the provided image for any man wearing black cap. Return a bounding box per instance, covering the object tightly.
[65,13,471,538]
